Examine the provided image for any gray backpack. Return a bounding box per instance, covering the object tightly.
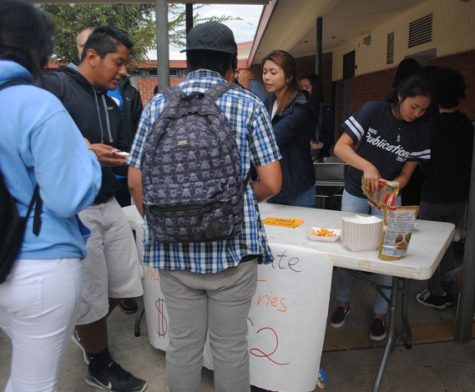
[141,82,248,243]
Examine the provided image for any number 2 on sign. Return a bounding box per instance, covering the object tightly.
[247,317,290,366]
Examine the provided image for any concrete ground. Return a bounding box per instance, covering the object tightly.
[321,274,475,392]
[1,270,474,391]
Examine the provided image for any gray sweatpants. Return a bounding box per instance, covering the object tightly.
[159,259,257,392]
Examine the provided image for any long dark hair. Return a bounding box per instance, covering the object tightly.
[394,73,433,119]
[392,58,421,89]
[262,50,300,114]
[0,0,54,78]
[302,73,325,107]
[301,73,325,129]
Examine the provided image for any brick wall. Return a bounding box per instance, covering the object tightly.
[135,79,157,105]
[134,77,184,106]
[330,68,395,136]
[334,49,475,125]
[350,68,394,113]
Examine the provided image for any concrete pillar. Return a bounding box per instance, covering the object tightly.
[155,0,169,91]
[186,3,193,34]
[315,16,323,76]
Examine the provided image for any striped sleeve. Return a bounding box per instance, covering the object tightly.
[340,101,379,144]
[408,120,432,161]
[343,115,365,142]
[408,148,431,161]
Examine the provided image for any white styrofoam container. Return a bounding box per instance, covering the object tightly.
[341,215,383,251]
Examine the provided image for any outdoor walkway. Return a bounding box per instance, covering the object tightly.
[1,271,474,391]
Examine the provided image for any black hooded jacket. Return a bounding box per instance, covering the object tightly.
[265,91,316,204]
[42,66,127,204]
[422,111,474,203]
[119,76,143,149]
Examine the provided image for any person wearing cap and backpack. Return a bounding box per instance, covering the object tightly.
[128,21,282,391]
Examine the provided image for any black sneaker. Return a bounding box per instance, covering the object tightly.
[330,304,350,328]
[86,361,147,392]
[370,318,387,341]
[416,288,453,310]
[445,292,455,307]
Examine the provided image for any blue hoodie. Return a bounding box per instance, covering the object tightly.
[0,60,102,260]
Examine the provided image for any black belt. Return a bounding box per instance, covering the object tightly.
[92,195,113,205]
[241,254,259,263]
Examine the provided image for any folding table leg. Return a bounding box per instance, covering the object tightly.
[400,278,412,349]
[373,276,398,392]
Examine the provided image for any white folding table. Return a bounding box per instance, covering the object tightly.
[123,203,454,392]
[257,203,455,391]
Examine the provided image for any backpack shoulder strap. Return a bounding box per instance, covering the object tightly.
[26,187,42,236]
[160,86,187,117]
[0,79,42,235]
[162,86,183,105]
[148,87,184,136]
[0,78,31,91]
[205,82,235,102]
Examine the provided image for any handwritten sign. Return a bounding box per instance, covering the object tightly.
[141,244,333,392]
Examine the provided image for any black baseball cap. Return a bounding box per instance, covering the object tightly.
[181,21,237,54]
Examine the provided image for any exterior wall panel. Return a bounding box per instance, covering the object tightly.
[331,0,475,80]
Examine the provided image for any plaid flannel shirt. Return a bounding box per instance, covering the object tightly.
[128,69,281,273]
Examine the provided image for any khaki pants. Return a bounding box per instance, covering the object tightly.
[77,198,143,324]
[160,259,258,392]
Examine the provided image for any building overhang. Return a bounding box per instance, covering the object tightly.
[249,0,427,65]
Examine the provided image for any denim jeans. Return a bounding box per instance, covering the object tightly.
[336,190,400,315]
[286,185,315,208]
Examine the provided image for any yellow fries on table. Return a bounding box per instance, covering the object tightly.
[312,227,336,237]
